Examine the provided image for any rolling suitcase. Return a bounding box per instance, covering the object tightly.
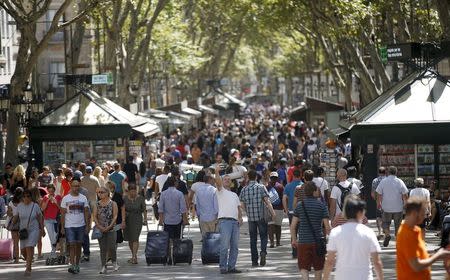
[0,221,13,261]
[145,226,170,266]
[201,232,220,264]
[441,215,450,248]
[172,226,193,265]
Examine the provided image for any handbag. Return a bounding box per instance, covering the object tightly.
[19,204,35,240]
[301,202,327,257]
[91,226,103,240]
[6,217,19,231]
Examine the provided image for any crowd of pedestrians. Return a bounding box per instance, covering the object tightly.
[0,105,449,279]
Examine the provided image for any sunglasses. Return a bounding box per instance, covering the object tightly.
[98,191,107,194]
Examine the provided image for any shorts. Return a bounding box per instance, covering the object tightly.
[382,211,403,229]
[65,226,85,243]
[297,243,325,271]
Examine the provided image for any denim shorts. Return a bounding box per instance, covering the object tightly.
[65,226,85,243]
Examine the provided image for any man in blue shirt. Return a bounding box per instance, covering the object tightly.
[158,176,189,240]
[109,163,126,194]
[189,171,218,236]
[283,169,302,258]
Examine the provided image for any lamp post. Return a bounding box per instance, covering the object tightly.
[0,83,52,174]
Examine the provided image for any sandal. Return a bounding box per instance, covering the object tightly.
[132,258,138,264]
[127,259,133,263]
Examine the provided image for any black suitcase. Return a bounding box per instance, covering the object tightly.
[441,215,450,247]
[172,227,193,265]
[145,229,170,266]
[201,232,220,264]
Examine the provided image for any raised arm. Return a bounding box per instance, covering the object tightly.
[215,165,223,191]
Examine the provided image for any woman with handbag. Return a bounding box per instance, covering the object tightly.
[107,181,125,245]
[93,186,118,274]
[6,187,23,263]
[290,182,331,280]
[11,188,44,276]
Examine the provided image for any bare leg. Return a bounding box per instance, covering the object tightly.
[69,244,76,265]
[300,269,309,279]
[12,232,19,263]
[25,247,33,272]
[314,270,322,280]
[37,238,42,258]
[132,241,139,262]
[74,243,82,265]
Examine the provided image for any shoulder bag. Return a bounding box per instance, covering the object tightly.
[19,204,35,240]
[301,202,327,257]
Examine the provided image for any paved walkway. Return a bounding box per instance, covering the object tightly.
[0,203,447,279]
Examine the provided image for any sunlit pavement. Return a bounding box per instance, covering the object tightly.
[0,202,447,279]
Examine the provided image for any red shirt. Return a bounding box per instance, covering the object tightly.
[61,179,71,197]
[42,194,62,220]
[287,166,302,183]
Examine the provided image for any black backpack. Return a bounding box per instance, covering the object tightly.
[336,182,354,210]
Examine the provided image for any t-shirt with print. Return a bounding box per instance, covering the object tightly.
[61,193,88,228]
[42,194,62,220]
[327,222,381,280]
[294,197,328,244]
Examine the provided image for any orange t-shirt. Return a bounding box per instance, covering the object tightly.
[396,222,431,280]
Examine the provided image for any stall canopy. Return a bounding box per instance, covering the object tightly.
[345,71,450,144]
[222,93,247,108]
[198,104,219,115]
[181,107,202,117]
[38,89,160,139]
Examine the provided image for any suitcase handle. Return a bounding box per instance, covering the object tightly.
[182,224,190,239]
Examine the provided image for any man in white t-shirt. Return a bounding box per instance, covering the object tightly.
[409,177,431,239]
[312,167,330,205]
[329,169,360,221]
[323,195,383,280]
[214,165,243,274]
[155,165,170,194]
[61,178,90,274]
[376,166,408,247]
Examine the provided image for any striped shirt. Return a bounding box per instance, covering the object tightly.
[294,197,329,244]
[240,181,268,222]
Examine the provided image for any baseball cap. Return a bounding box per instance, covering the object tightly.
[269,171,279,178]
[86,166,93,173]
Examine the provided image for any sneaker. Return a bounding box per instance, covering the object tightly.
[113,262,119,271]
[252,262,258,267]
[81,255,90,262]
[68,265,76,274]
[260,252,266,267]
[228,269,242,274]
[220,270,228,274]
[99,266,107,274]
[74,264,80,274]
[383,235,391,247]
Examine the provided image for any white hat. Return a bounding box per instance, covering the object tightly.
[269,171,279,178]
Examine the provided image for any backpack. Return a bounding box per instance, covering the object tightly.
[336,182,354,210]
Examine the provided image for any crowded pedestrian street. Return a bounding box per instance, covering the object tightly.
[2,1,450,279]
[1,211,447,279]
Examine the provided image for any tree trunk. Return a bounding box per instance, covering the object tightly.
[435,0,450,40]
